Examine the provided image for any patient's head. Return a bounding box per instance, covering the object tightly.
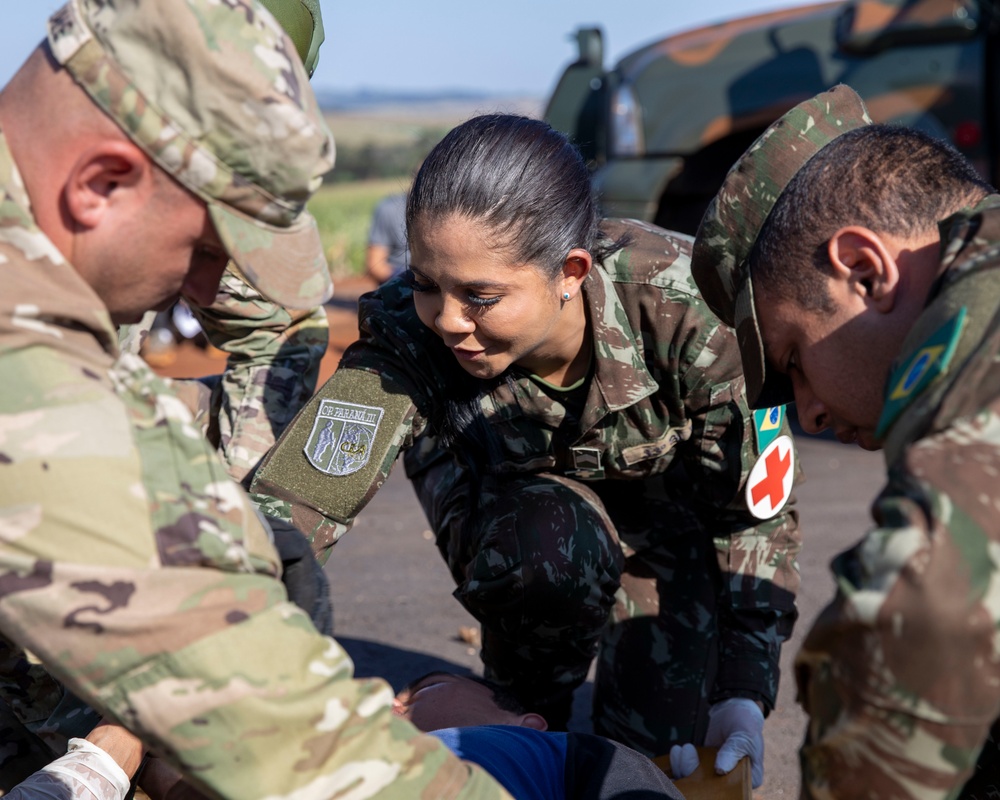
[393,671,548,732]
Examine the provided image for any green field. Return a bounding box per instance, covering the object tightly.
[308,178,412,277]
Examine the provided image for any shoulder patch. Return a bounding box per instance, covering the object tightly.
[876,307,967,439]
[753,405,785,451]
[746,435,794,520]
[304,399,384,476]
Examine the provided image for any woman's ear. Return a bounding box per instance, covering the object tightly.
[63,140,151,230]
[559,248,593,300]
[827,226,899,312]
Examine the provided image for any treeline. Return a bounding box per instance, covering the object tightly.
[326,128,448,184]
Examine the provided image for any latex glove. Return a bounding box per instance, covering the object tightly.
[705,697,765,788]
[668,742,700,779]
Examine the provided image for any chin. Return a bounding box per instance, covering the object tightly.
[454,355,508,381]
[857,433,883,452]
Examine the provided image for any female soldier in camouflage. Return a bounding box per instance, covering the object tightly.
[250,114,802,781]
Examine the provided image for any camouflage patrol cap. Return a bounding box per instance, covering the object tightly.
[691,85,872,408]
[46,0,335,310]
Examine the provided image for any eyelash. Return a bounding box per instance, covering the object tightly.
[404,270,501,308]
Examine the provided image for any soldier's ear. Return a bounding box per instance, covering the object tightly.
[518,712,549,731]
[559,248,592,301]
[827,226,898,313]
[63,140,152,230]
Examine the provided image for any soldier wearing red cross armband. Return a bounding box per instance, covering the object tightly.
[692,84,1000,799]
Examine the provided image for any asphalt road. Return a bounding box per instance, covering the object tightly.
[324,427,885,799]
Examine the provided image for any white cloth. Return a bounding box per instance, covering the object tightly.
[5,738,131,800]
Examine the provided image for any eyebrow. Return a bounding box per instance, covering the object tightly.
[408,265,510,292]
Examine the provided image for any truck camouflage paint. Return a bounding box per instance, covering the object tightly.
[545,0,996,234]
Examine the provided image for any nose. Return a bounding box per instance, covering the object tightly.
[434,294,475,336]
[792,378,829,435]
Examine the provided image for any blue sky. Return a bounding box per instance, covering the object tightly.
[2,1,810,96]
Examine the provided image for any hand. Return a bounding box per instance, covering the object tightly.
[668,742,699,779]
[705,697,765,788]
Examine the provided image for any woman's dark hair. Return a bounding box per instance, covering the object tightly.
[407,114,625,529]
[406,113,621,276]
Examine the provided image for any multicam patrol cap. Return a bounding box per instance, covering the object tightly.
[691,85,872,408]
[46,0,336,310]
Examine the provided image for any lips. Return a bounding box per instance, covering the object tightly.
[451,346,486,362]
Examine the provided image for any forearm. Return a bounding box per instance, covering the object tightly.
[0,560,508,800]
[712,506,802,709]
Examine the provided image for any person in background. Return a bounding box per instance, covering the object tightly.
[0,1,511,798]
[250,113,803,789]
[690,83,1000,798]
[365,191,411,284]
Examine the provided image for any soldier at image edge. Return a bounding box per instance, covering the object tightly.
[690,83,1000,798]
[0,1,513,799]
[0,0,334,789]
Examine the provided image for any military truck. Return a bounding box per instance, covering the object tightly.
[545,0,998,235]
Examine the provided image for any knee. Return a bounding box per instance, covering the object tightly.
[459,480,624,632]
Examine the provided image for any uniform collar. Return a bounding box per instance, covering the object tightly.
[577,260,660,430]
[875,194,1000,442]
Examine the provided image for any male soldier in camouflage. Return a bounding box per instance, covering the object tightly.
[691,83,1000,797]
[0,2,513,799]
[249,113,803,788]
[0,0,332,788]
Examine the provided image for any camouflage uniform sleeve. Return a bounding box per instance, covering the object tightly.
[187,268,329,483]
[117,269,329,484]
[249,340,426,565]
[672,296,802,712]
[0,346,508,800]
[249,283,434,563]
[798,418,1000,798]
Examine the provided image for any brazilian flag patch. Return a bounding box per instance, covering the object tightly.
[753,405,785,451]
[876,307,967,439]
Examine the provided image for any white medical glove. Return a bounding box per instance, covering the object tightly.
[668,742,699,779]
[705,697,765,788]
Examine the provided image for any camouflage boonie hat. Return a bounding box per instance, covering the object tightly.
[47,0,336,310]
[691,85,872,408]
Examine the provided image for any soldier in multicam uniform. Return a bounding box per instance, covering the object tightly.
[0,0,332,791]
[249,113,803,787]
[0,1,513,799]
[691,83,1000,798]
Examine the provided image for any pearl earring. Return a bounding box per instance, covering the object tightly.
[562,292,571,301]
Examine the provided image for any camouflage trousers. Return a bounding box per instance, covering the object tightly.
[406,452,721,757]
